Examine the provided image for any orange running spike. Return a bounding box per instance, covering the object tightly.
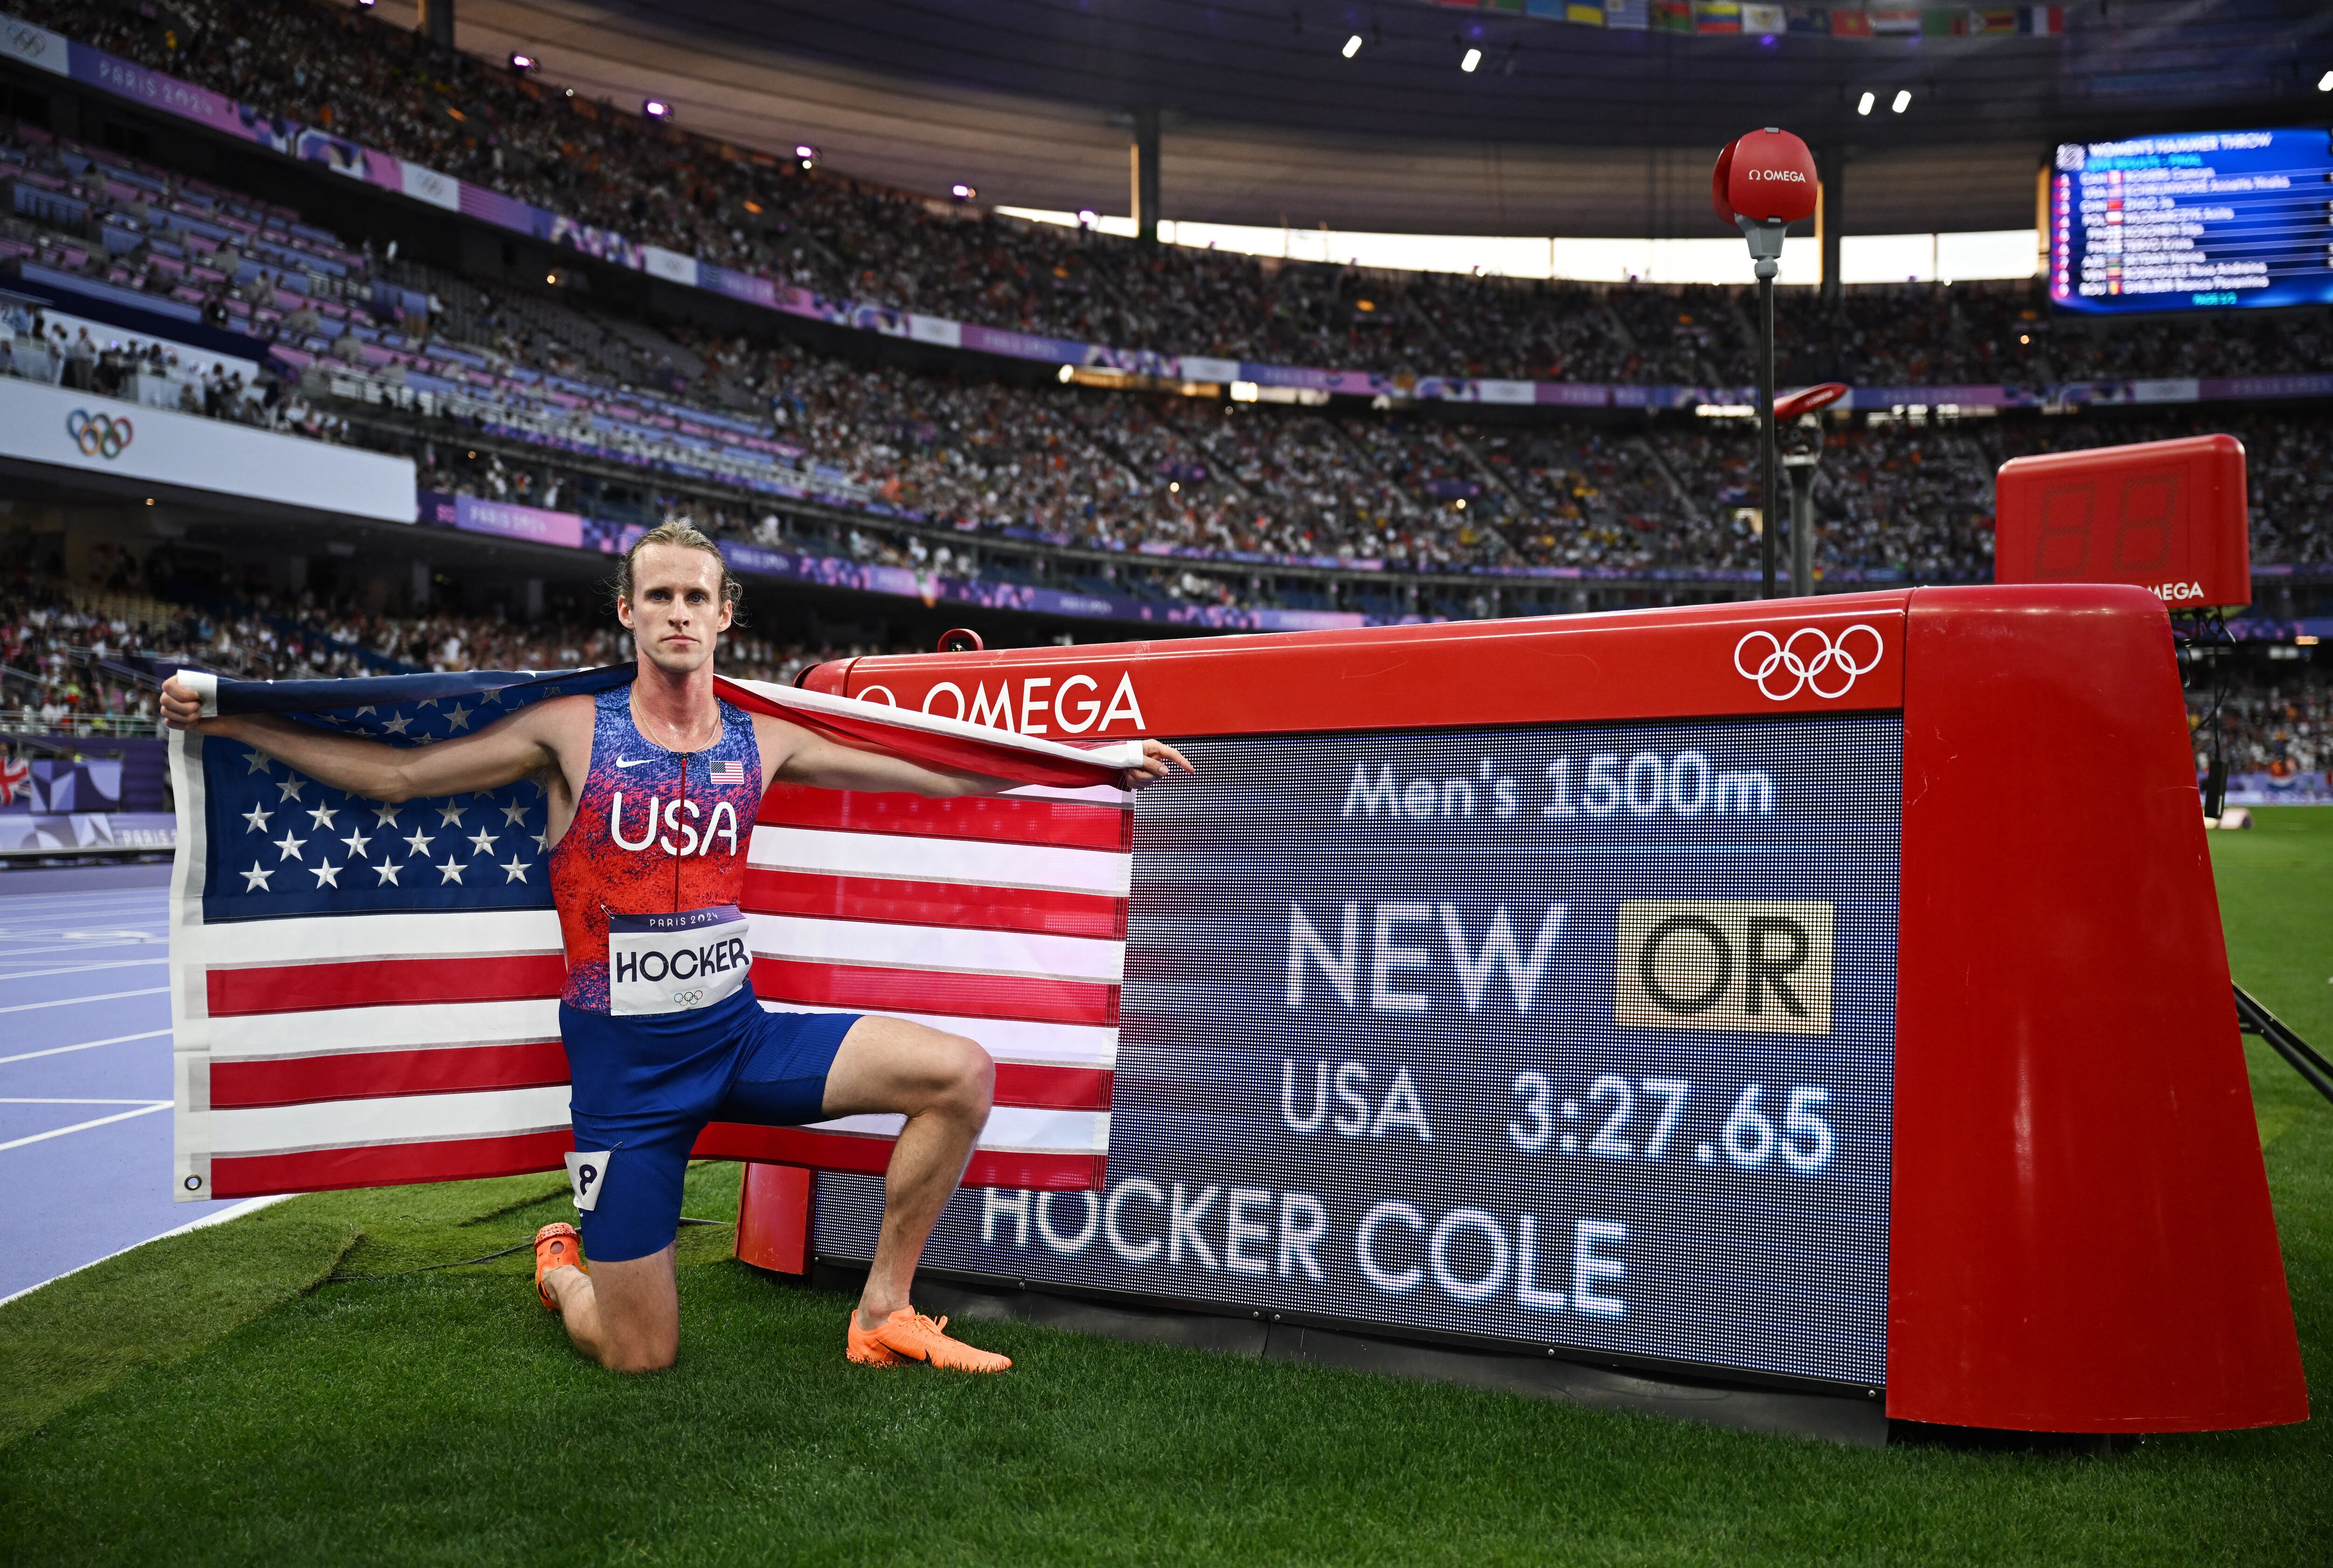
[865,1308,1012,1373]
[845,1312,905,1367]
[534,1222,587,1311]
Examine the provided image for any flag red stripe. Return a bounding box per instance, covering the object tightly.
[992,1062,1113,1111]
[209,1040,572,1108]
[695,1123,1104,1190]
[207,1128,574,1200]
[207,1129,1101,1199]
[750,957,1118,1026]
[739,867,1125,941]
[755,784,1129,852]
[717,681,1124,793]
[204,1049,1103,1112]
[206,954,567,1016]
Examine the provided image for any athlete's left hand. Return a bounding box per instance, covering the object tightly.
[1119,739,1194,792]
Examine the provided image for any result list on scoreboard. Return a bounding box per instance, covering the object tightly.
[2050,129,2333,314]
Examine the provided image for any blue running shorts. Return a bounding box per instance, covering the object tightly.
[560,990,860,1262]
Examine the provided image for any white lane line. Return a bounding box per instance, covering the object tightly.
[0,988,170,1015]
[0,959,170,982]
[0,1028,172,1066]
[0,899,170,915]
[0,1097,172,1105]
[0,940,167,958]
[0,1101,171,1152]
[0,1193,296,1310]
[0,1097,170,1104]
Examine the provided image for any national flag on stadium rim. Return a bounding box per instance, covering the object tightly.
[0,753,26,806]
[166,667,1145,1203]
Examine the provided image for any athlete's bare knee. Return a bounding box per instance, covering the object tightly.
[941,1033,993,1118]
[601,1327,677,1374]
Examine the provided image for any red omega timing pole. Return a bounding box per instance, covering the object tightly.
[1713,128,1820,599]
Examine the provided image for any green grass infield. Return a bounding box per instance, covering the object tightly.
[2,810,2328,1565]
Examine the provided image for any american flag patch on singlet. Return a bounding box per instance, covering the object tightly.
[708,760,746,786]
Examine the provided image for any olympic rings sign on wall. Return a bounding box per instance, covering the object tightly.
[66,409,134,460]
[1733,624,1884,702]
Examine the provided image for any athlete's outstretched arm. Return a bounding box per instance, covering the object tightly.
[763,718,1192,796]
[160,675,565,803]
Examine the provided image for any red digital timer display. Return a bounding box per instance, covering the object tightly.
[1993,434,2250,610]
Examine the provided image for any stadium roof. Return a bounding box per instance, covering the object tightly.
[406,0,2333,237]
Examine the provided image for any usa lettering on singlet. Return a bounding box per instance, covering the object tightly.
[548,686,767,1014]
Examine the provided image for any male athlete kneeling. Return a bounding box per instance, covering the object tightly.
[162,522,1190,1374]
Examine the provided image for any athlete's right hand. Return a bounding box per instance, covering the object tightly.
[160,674,216,733]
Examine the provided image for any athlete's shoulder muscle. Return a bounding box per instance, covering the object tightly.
[517,691,601,791]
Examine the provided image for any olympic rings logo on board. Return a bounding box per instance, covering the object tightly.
[66,409,134,460]
[1733,624,1884,702]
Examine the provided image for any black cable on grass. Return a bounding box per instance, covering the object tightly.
[326,1218,732,1283]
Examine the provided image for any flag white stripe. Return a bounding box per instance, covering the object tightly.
[208,1089,1105,1157]
[209,1084,573,1156]
[767,1002,1117,1069]
[745,913,1123,983]
[201,908,564,965]
[207,999,566,1060]
[747,825,1128,896]
[804,1106,1110,1153]
[996,782,1133,807]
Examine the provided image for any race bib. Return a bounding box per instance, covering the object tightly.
[566,1150,613,1211]
[607,905,751,1016]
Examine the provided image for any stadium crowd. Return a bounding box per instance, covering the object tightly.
[2193,661,2331,780]
[0,567,897,739]
[14,0,2333,388]
[2,11,2329,617]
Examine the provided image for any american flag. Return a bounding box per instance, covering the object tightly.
[707,759,746,787]
[714,777,1127,1190]
[170,667,1140,1202]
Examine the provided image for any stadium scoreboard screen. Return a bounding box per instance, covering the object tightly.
[799,591,2308,1431]
[824,716,1900,1386]
[2049,128,2333,314]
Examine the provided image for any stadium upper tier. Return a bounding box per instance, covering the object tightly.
[3,116,2328,629]
[7,0,2333,399]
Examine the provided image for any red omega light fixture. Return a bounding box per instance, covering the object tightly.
[1714,127,1820,599]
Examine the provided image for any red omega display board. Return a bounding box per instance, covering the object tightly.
[764,585,2303,1435]
[1994,434,2251,611]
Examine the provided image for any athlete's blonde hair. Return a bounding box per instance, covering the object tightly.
[614,520,743,621]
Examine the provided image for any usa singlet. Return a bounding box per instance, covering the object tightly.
[549,684,765,1012]
[548,683,860,1262]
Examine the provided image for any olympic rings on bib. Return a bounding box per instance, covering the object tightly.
[66,409,133,460]
[670,986,709,1009]
[1732,624,1884,701]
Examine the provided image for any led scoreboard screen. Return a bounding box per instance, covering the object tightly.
[821,712,1902,1387]
[2049,128,2333,314]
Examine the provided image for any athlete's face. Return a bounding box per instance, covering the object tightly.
[619,545,732,675]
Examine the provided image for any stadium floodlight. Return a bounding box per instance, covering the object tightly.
[1460,47,1482,72]
[1077,208,1097,225]
[796,144,817,160]
[643,98,672,119]
[508,52,537,71]
[1058,364,1075,383]
[952,183,976,199]
[1892,89,1912,113]
[1342,34,1363,58]
[1856,91,1874,116]
[2319,69,2333,91]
